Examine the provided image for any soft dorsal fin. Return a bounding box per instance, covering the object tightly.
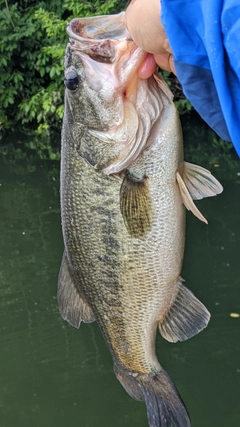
[177,161,223,223]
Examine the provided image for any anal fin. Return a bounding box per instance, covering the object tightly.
[57,251,95,328]
[159,278,210,343]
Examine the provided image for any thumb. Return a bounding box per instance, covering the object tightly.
[154,53,176,74]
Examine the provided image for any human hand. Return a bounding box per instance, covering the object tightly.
[125,0,175,77]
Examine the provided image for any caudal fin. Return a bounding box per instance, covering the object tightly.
[114,365,191,427]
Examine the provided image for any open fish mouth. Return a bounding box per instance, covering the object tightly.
[65,12,162,174]
[66,12,146,81]
[67,12,128,44]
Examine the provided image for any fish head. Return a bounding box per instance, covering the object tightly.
[63,12,167,173]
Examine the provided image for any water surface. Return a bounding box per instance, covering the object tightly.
[0,151,240,427]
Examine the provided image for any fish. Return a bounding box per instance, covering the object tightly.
[58,12,223,427]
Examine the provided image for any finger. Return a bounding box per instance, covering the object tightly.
[154,53,176,74]
[125,0,168,54]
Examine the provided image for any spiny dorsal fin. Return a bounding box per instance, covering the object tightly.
[183,161,223,200]
[176,171,208,223]
[57,252,95,328]
[120,171,153,238]
[158,278,210,343]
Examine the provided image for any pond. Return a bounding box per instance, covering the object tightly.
[0,134,240,427]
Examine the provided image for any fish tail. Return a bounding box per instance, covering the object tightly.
[114,364,191,427]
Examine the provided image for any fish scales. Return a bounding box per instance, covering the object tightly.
[58,12,223,427]
[61,104,184,370]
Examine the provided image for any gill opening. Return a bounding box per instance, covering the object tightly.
[102,77,162,175]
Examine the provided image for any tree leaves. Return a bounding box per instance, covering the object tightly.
[0,0,128,142]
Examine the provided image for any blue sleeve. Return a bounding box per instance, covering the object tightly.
[161,0,240,156]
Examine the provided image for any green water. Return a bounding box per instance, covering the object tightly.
[0,154,240,427]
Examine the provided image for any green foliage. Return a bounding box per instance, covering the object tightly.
[160,70,192,114]
[63,0,127,16]
[0,0,128,149]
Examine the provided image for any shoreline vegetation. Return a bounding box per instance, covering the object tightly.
[0,0,128,146]
[1,0,239,176]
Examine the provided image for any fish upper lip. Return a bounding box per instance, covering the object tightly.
[66,12,128,43]
[67,24,98,44]
[67,24,133,44]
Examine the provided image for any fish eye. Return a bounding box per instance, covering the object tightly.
[64,70,79,91]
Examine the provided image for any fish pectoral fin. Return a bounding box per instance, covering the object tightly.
[57,251,95,328]
[158,278,210,343]
[183,161,223,200]
[120,171,153,238]
[176,171,208,223]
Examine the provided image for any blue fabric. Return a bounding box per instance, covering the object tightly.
[161,0,240,156]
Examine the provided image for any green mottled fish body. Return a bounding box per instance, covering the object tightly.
[61,95,184,371]
[58,12,223,427]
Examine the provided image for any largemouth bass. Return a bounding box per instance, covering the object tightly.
[58,12,223,427]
